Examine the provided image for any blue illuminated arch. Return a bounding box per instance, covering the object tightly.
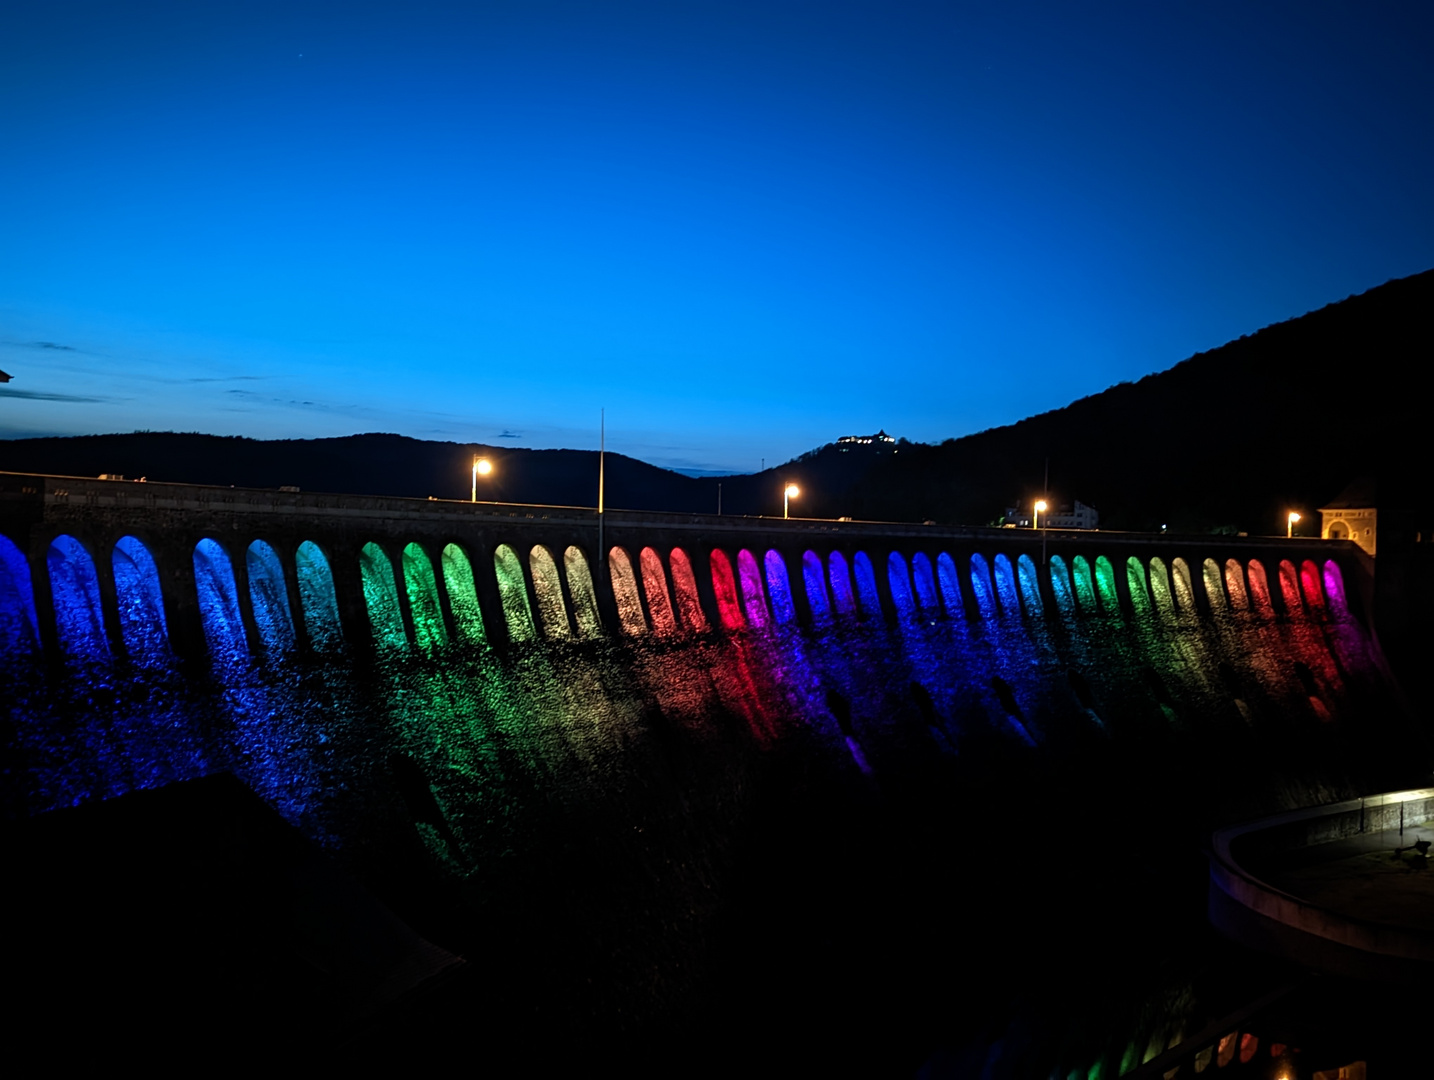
[247,540,295,653]
[194,538,247,661]
[113,535,168,658]
[49,535,108,662]
[0,534,39,657]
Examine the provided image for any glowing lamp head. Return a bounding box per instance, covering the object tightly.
[1034,500,1048,513]
[784,484,800,499]
[476,458,493,476]
[1288,511,1300,524]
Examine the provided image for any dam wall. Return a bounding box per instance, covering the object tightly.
[2,471,1430,1070]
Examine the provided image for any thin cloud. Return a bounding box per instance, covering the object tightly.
[30,341,76,351]
[497,429,522,439]
[189,375,270,383]
[0,387,114,403]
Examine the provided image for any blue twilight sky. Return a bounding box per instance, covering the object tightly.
[1,2,1431,473]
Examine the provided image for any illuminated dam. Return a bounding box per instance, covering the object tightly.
[0,472,1426,1070]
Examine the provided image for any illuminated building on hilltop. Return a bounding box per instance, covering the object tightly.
[836,429,897,451]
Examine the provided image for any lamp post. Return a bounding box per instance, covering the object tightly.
[1035,498,1049,566]
[1287,511,1301,539]
[471,455,492,502]
[784,483,800,520]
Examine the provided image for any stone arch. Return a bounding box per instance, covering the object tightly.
[113,535,168,659]
[669,548,709,634]
[194,538,247,661]
[0,534,39,657]
[608,547,647,635]
[493,543,537,643]
[1148,557,1174,619]
[1170,557,1195,614]
[529,545,571,640]
[1300,559,1324,609]
[911,552,939,615]
[564,546,603,639]
[1203,557,1227,612]
[1048,555,1075,616]
[764,550,796,625]
[1093,556,1119,615]
[296,541,343,651]
[852,551,881,620]
[441,543,486,646]
[709,549,746,631]
[1246,560,1273,613]
[1125,555,1150,617]
[968,553,997,620]
[361,542,408,650]
[992,554,1019,615]
[1322,560,1348,616]
[1325,519,1351,541]
[403,542,449,649]
[1224,558,1248,611]
[49,534,108,662]
[737,549,768,628]
[936,553,965,618]
[828,551,856,618]
[1278,559,1303,614]
[888,551,917,622]
[247,539,295,653]
[802,551,831,625]
[639,547,677,636]
[1070,555,1096,613]
[1017,554,1043,616]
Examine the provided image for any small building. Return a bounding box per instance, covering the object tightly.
[0,369,12,383]
[1004,499,1099,530]
[1320,478,1377,556]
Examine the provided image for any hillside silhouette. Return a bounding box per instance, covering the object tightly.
[2,267,1430,531]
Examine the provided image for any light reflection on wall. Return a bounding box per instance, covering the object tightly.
[494,544,537,643]
[442,543,486,646]
[114,535,168,660]
[669,548,710,634]
[764,550,796,625]
[710,550,746,631]
[49,535,109,663]
[0,534,39,657]
[609,547,648,635]
[564,546,603,639]
[361,541,407,650]
[803,551,831,625]
[640,547,678,636]
[247,540,295,653]
[737,549,768,629]
[853,552,881,621]
[195,537,247,662]
[403,542,448,650]
[529,545,571,640]
[296,541,343,651]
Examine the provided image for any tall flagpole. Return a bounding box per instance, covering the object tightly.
[598,408,605,568]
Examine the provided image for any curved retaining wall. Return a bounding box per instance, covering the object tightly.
[1208,788,1434,981]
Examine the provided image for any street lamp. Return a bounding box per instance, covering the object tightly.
[1287,511,1301,539]
[784,483,800,520]
[472,456,492,502]
[1034,499,1048,530]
